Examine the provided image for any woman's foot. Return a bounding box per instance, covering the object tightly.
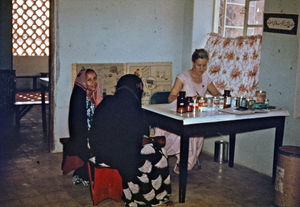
[81,179,90,187]
[72,175,90,187]
[173,163,179,175]
[162,201,174,206]
[173,163,200,175]
[72,175,82,185]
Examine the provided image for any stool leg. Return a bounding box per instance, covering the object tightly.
[87,163,96,205]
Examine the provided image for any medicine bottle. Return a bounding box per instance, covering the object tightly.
[223,90,231,108]
[186,96,193,112]
[177,91,187,113]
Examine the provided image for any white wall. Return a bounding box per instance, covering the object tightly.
[181,0,194,71]
[52,0,190,152]
[192,0,214,49]
[260,1,300,145]
[294,0,300,118]
[181,0,215,70]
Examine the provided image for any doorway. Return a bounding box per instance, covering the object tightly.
[12,0,51,150]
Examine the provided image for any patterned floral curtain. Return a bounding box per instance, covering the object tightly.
[205,33,262,98]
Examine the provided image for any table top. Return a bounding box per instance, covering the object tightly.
[15,91,49,105]
[142,103,290,125]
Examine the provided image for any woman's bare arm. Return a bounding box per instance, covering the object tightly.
[207,82,221,96]
[168,78,183,103]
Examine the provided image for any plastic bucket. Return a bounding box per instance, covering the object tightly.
[214,140,228,164]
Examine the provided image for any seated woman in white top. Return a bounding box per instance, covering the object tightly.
[155,49,221,174]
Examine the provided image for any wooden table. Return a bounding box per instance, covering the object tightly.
[142,104,289,203]
[14,77,49,137]
[14,91,49,129]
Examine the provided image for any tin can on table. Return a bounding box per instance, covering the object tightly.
[193,97,198,112]
[231,97,240,109]
[240,97,248,108]
[255,90,266,103]
[213,96,220,108]
[248,98,255,109]
[198,97,205,107]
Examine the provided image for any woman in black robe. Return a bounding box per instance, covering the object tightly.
[63,68,102,186]
[89,74,172,206]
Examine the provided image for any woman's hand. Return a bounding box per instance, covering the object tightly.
[168,78,183,103]
[207,82,221,96]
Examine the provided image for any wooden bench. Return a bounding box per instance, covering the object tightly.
[14,74,49,136]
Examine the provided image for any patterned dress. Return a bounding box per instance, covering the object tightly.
[122,143,171,207]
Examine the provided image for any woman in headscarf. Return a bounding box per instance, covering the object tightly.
[89,74,172,206]
[63,68,102,186]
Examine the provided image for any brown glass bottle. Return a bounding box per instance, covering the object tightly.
[186,96,193,112]
[223,90,231,108]
[177,91,187,113]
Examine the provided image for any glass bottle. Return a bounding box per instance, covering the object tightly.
[219,96,224,109]
[177,91,187,113]
[186,96,193,112]
[213,96,220,110]
[206,94,213,108]
[223,90,231,108]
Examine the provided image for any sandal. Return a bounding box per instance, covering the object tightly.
[173,163,179,175]
[72,175,82,185]
[81,179,90,187]
[162,201,174,206]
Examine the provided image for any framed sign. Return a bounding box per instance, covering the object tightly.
[264,13,298,35]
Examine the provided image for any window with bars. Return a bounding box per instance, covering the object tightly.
[214,0,264,38]
[12,0,50,56]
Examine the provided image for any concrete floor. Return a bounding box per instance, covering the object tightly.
[0,106,277,207]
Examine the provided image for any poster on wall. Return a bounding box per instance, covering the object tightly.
[125,62,172,105]
[72,63,125,96]
[263,13,298,35]
[72,62,172,105]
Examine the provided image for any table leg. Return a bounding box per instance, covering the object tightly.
[15,106,20,129]
[15,105,33,129]
[179,134,189,203]
[272,117,285,183]
[41,86,47,137]
[229,133,236,167]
